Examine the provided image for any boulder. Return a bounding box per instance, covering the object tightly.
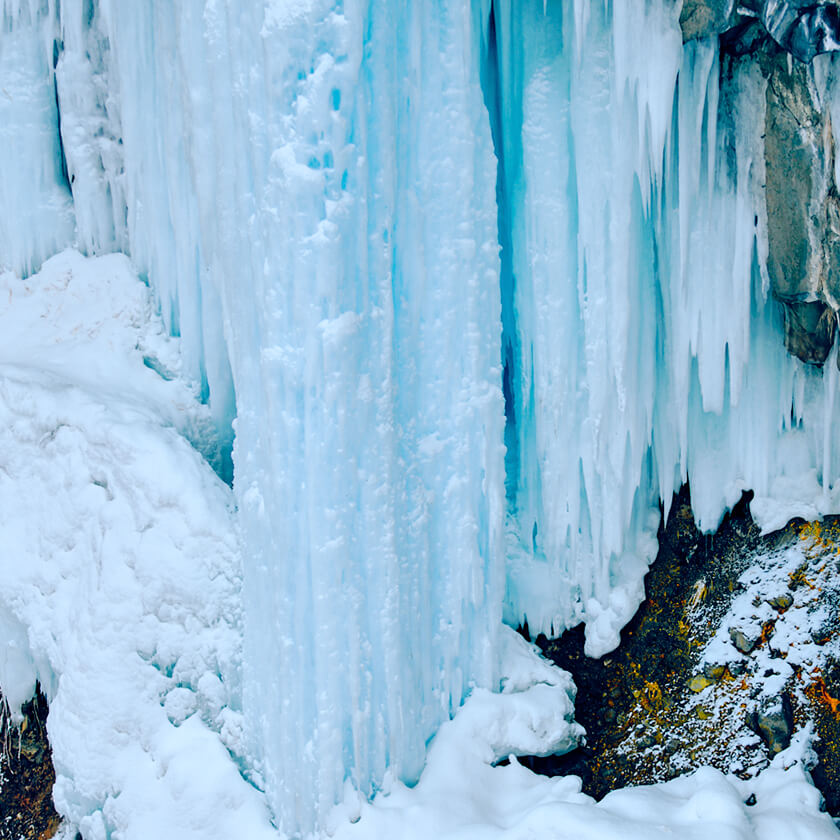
[750,693,793,753]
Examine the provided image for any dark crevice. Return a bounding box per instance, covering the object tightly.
[480,0,520,506]
[52,40,71,194]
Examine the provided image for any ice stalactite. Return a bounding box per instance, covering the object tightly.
[2,0,507,835]
[490,0,840,655]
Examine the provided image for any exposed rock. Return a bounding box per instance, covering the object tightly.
[763,53,840,364]
[680,0,736,40]
[703,662,729,680]
[690,674,715,692]
[683,0,840,62]
[0,690,60,840]
[750,693,793,753]
[730,626,760,654]
[780,301,837,365]
[767,592,794,611]
[728,659,747,676]
[720,18,773,56]
[525,499,840,814]
[760,1,840,63]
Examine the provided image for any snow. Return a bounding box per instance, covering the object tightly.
[327,633,837,840]
[0,251,275,839]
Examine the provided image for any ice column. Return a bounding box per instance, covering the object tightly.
[491,0,840,656]
[0,1,74,276]
[1,0,506,834]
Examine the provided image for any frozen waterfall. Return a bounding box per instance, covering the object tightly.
[3,0,840,835]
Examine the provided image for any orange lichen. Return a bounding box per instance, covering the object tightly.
[807,676,840,717]
[640,680,663,713]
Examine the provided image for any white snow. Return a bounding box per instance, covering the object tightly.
[0,251,275,839]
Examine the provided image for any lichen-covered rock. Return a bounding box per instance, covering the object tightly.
[750,693,793,753]
[767,592,794,611]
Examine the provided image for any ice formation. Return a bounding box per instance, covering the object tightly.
[2,0,840,836]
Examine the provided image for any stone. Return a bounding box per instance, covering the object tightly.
[750,694,793,754]
[689,675,715,693]
[703,662,729,681]
[730,626,760,654]
[767,593,794,612]
[720,18,772,56]
[781,301,836,366]
[665,739,681,756]
[680,0,736,40]
[637,734,656,750]
[728,660,747,677]
[760,1,840,63]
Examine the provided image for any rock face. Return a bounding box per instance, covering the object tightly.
[682,1,840,61]
[680,0,736,40]
[764,54,840,364]
[683,1,840,366]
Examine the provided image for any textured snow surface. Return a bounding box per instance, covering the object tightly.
[0,252,275,839]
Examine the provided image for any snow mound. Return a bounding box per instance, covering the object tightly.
[0,251,274,839]
[329,627,838,840]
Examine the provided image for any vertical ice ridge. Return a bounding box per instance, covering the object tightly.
[493,1,840,657]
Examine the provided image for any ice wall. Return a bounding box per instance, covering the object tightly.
[491,1,840,655]
[6,0,840,835]
[0,1,74,276]
[1,0,506,835]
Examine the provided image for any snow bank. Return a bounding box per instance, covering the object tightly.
[0,251,275,839]
[330,628,838,840]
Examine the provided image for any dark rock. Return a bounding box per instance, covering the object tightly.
[728,660,747,676]
[665,499,702,558]
[781,300,836,366]
[745,793,757,806]
[680,0,736,40]
[721,18,773,56]
[750,694,794,753]
[637,733,656,750]
[761,1,840,63]
[730,626,761,654]
[703,662,729,680]
[767,592,794,612]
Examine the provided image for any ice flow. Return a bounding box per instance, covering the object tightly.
[1,0,840,836]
